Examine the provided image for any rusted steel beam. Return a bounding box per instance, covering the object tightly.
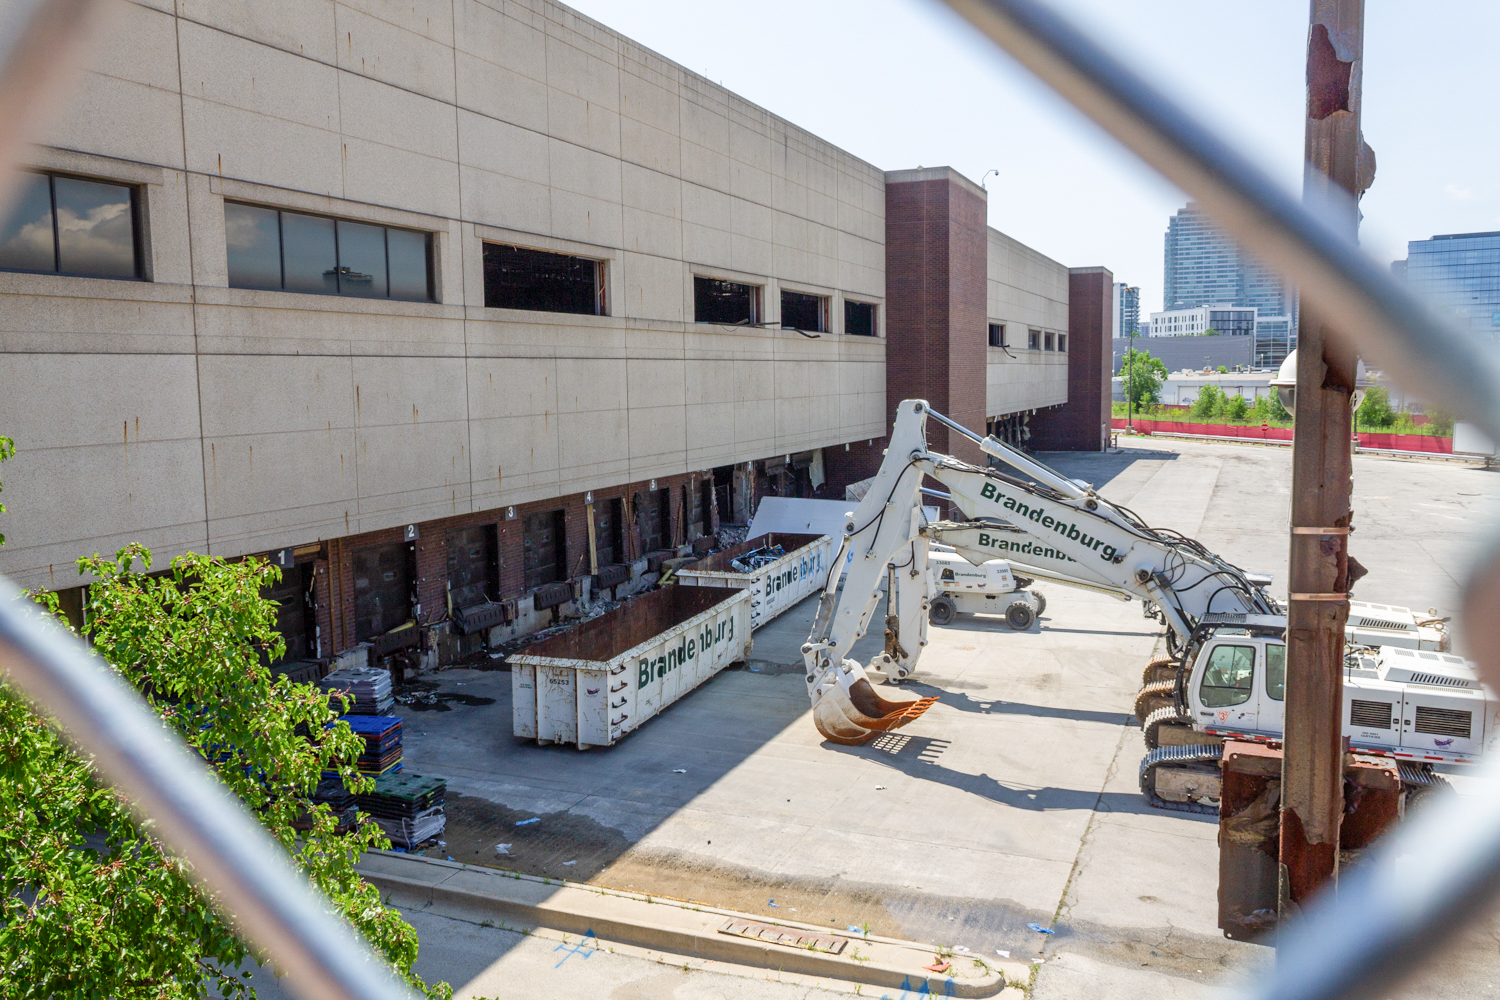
[1282,0,1377,909]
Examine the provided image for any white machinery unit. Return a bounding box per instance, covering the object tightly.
[927,548,1045,630]
[799,399,1486,812]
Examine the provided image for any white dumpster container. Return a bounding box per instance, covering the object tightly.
[509,585,752,749]
[673,532,833,630]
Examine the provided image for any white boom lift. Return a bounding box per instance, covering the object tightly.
[802,400,1491,811]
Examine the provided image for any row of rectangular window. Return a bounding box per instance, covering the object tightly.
[0,177,877,332]
[988,323,1067,352]
[225,202,432,301]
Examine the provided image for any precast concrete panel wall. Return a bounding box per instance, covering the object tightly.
[0,0,889,591]
[985,228,1069,417]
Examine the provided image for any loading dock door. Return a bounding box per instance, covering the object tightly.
[262,563,315,663]
[523,510,566,591]
[447,524,498,610]
[352,541,414,642]
[594,498,623,567]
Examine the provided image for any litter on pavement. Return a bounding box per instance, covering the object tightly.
[494,843,512,855]
[996,950,1011,959]
[1027,922,1054,935]
[672,768,687,773]
[562,860,576,865]
[516,817,540,826]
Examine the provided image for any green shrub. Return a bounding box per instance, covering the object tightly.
[1189,384,1225,420]
[1357,385,1395,428]
[1251,392,1290,424]
[1225,394,1249,421]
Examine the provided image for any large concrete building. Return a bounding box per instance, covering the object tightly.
[0,0,1089,667]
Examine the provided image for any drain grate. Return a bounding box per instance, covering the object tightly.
[718,919,849,954]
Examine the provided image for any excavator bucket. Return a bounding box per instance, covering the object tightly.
[812,675,937,745]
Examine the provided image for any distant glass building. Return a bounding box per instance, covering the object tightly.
[1112,282,1140,339]
[1164,202,1294,365]
[1398,231,1500,339]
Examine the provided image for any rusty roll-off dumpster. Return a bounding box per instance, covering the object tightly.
[510,586,752,749]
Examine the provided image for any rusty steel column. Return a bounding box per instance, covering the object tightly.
[1280,0,1376,911]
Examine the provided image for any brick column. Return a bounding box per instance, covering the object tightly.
[883,167,988,464]
[1030,266,1113,451]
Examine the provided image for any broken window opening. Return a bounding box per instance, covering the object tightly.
[845,299,877,337]
[483,243,604,315]
[523,509,567,591]
[780,289,827,332]
[694,276,759,325]
[988,323,1006,348]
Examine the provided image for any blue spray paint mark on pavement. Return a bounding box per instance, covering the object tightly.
[553,929,598,968]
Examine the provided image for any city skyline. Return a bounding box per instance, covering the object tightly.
[564,0,1500,320]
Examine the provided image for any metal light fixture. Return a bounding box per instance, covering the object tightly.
[1269,349,1372,416]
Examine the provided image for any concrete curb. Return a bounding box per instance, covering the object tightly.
[359,850,1018,997]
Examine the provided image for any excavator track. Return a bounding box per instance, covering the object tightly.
[1133,679,1178,723]
[1141,656,1178,687]
[1140,744,1224,814]
[1143,704,1196,749]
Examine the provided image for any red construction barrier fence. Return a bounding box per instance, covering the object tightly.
[1111,417,1452,453]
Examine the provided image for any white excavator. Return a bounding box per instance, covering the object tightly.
[802,399,1490,812]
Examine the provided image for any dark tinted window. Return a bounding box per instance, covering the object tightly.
[695,276,757,325]
[224,203,281,290]
[54,177,137,279]
[387,228,431,302]
[483,243,601,314]
[281,212,337,295]
[845,299,876,336]
[0,172,141,280]
[780,289,825,332]
[0,173,55,272]
[988,323,1005,348]
[335,219,387,298]
[226,202,432,301]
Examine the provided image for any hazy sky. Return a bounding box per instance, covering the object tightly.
[564,0,1500,316]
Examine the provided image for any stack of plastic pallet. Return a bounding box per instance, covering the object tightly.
[300,775,359,833]
[357,772,446,849]
[318,666,394,716]
[342,715,403,776]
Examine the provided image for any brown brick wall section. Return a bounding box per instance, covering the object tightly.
[884,173,989,464]
[1029,267,1113,451]
[311,472,708,656]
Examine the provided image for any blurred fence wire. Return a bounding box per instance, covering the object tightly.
[2,1,1500,999]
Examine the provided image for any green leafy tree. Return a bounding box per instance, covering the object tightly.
[0,440,448,1000]
[1189,384,1226,420]
[1120,348,1168,406]
[1225,394,1249,421]
[1425,408,1455,437]
[1251,391,1291,424]
[1357,385,1396,428]
[1203,328,1220,337]
[1216,365,1229,374]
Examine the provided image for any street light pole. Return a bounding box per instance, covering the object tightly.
[1127,325,1135,430]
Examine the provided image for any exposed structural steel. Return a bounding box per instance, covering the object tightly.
[937,2,1500,1000]
[1282,0,1373,907]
